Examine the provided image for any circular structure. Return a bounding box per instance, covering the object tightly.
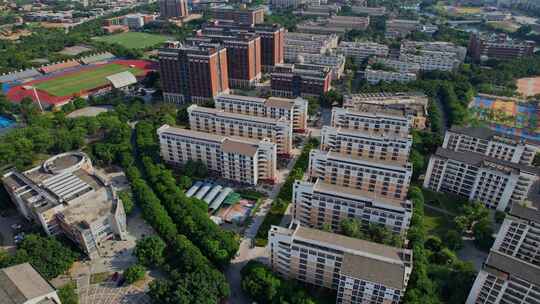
[42,152,91,175]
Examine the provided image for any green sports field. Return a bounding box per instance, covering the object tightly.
[93,32,171,49]
[35,64,143,97]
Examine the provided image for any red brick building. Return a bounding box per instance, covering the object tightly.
[159,0,188,19]
[203,20,285,72]
[188,31,262,88]
[158,41,229,104]
[208,5,265,25]
[468,33,535,61]
[271,64,331,98]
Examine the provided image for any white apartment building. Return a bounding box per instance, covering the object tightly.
[321,125,412,163]
[297,53,346,79]
[423,147,539,211]
[365,68,417,84]
[269,222,413,303]
[373,58,421,73]
[331,107,411,137]
[401,40,467,61]
[215,94,309,132]
[399,52,461,72]
[338,41,389,63]
[293,179,413,234]
[2,152,127,259]
[342,92,428,130]
[271,0,301,9]
[157,125,277,185]
[284,32,339,62]
[309,149,413,200]
[188,104,293,155]
[443,126,540,166]
[466,204,540,304]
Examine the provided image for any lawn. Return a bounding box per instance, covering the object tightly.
[422,188,468,215]
[93,32,171,49]
[35,64,143,97]
[424,208,455,239]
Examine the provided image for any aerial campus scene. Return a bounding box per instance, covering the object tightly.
[0,0,539,304]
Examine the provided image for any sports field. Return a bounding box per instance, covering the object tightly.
[93,32,170,49]
[34,63,143,97]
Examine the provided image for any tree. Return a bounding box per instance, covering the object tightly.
[118,191,134,215]
[306,97,320,116]
[134,236,166,267]
[124,264,146,284]
[473,218,494,251]
[58,282,78,304]
[178,175,192,190]
[443,230,463,251]
[183,160,208,179]
[494,211,505,224]
[340,218,362,238]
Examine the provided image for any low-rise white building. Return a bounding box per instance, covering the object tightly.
[338,41,389,63]
[297,53,345,79]
[0,263,62,304]
[284,32,339,62]
[364,68,417,84]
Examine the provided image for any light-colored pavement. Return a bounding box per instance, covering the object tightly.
[67,106,113,118]
[78,281,151,304]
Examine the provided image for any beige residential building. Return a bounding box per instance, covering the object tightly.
[293,179,412,234]
[343,92,428,130]
[423,147,539,211]
[157,125,277,185]
[443,126,540,166]
[308,149,413,200]
[466,204,540,304]
[331,107,411,137]
[188,105,293,155]
[215,94,309,132]
[321,126,412,163]
[2,152,127,259]
[269,222,413,303]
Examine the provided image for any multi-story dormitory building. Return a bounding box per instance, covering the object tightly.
[215,94,309,132]
[331,107,411,137]
[293,179,413,234]
[364,68,417,84]
[443,126,540,166]
[202,20,285,72]
[269,222,413,304]
[308,149,413,200]
[270,63,331,98]
[321,126,412,163]
[157,125,277,185]
[466,204,540,304]
[188,105,293,155]
[423,147,539,211]
[187,32,262,89]
[284,32,339,62]
[337,41,389,64]
[158,41,229,104]
[424,126,540,211]
[343,92,428,130]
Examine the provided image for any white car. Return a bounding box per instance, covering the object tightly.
[11,223,22,230]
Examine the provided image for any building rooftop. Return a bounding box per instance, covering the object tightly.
[312,179,411,210]
[510,204,540,224]
[189,105,289,125]
[316,149,412,171]
[449,125,540,146]
[265,97,296,109]
[434,147,540,176]
[342,253,406,290]
[333,107,409,121]
[157,125,272,157]
[323,125,412,142]
[485,251,540,286]
[0,263,56,304]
